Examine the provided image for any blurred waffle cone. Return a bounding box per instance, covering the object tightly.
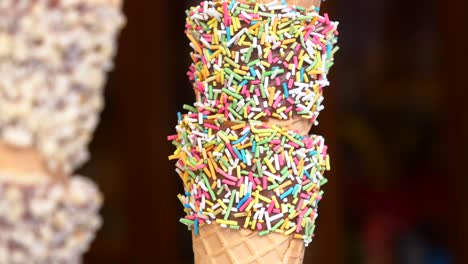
[193,224,305,264]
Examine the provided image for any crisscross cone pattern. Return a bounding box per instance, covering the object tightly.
[193,224,305,264]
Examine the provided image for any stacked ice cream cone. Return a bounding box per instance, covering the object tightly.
[0,0,124,262]
[170,0,339,263]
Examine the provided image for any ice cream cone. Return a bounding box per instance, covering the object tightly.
[193,224,305,264]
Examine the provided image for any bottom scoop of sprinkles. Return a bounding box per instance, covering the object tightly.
[169,109,331,246]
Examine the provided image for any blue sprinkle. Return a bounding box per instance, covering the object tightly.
[232,130,251,144]
[228,0,236,11]
[239,80,248,87]
[236,193,251,209]
[250,67,256,77]
[300,68,305,82]
[233,147,242,160]
[184,203,191,208]
[308,150,317,157]
[252,140,257,153]
[226,27,231,42]
[194,219,199,235]
[177,112,182,122]
[282,83,289,99]
[280,188,293,200]
[327,44,332,57]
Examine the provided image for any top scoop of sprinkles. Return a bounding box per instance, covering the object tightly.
[185,0,339,123]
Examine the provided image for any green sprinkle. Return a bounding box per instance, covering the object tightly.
[224,190,237,220]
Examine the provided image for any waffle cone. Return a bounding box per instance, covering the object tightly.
[193,224,305,264]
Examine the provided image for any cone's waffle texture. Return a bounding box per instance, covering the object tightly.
[193,224,305,264]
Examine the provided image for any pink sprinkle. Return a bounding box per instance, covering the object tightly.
[318,16,325,23]
[255,88,260,96]
[237,177,244,187]
[285,106,293,113]
[301,179,310,186]
[246,105,251,114]
[249,14,260,19]
[283,62,289,68]
[239,14,250,24]
[293,157,299,165]
[167,135,178,141]
[195,164,206,170]
[245,90,251,98]
[287,98,295,105]
[249,172,257,189]
[273,208,281,214]
[267,200,275,214]
[296,216,303,232]
[268,51,273,64]
[322,25,334,35]
[288,79,294,88]
[201,56,207,65]
[322,145,328,157]
[278,154,284,166]
[296,199,304,211]
[254,177,261,185]
[265,109,271,116]
[204,123,220,130]
[273,95,282,108]
[273,145,281,152]
[293,56,298,68]
[304,29,312,41]
[257,223,263,230]
[299,207,308,219]
[222,179,236,186]
[324,13,330,24]
[251,80,261,85]
[241,85,248,95]
[239,198,253,211]
[271,140,281,145]
[217,168,238,182]
[275,77,281,86]
[204,191,210,199]
[223,2,230,26]
[295,44,301,52]
[289,142,299,148]
[272,57,279,63]
[262,176,267,190]
[300,193,310,199]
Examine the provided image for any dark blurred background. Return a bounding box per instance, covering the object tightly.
[78,0,468,263]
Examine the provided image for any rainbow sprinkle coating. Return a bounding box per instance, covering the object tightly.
[168,108,330,246]
[170,0,339,246]
[186,0,339,125]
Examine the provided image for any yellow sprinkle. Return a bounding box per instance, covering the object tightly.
[237,142,252,150]
[234,69,247,75]
[285,226,297,236]
[168,155,179,160]
[234,212,248,218]
[240,184,245,198]
[255,192,271,203]
[216,219,238,226]
[239,35,246,46]
[253,112,265,120]
[282,38,296,45]
[326,155,331,170]
[256,185,263,192]
[245,199,255,212]
[244,216,251,228]
[213,208,223,216]
[206,200,214,207]
[211,181,217,190]
[260,61,271,68]
[309,193,318,206]
[272,196,280,209]
[217,199,228,210]
[264,158,276,173]
[250,219,257,230]
[277,180,292,190]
